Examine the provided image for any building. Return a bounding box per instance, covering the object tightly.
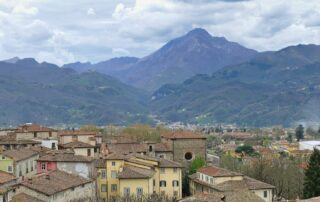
[299,141,320,151]
[0,134,41,152]
[0,171,17,202]
[14,170,96,202]
[40,139,58,150]
[100,153,183,200]
[60,141,95,157]
[179,192,265,202]
[95,158,107,201]
[0,148,39,180]
[36,151,95,179]
[58,130,100,156]
[14,124,58,140]
[161,131,206,169]
[189,166,275,202]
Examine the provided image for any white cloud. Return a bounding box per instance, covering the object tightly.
[0,0,319,65]
[87,8,95,16]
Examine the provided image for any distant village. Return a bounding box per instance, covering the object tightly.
[0,123,319,202]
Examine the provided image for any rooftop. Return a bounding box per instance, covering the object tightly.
[37,153,94,162]
[20,170,93,196]
[61,141,95,148]
[118,165,155,179]
[11,193,45,202]
[161,131,206,140]
[2,148,38,162]
[95,158,106,168]
[106,143,147,155]
[0,171,16,185]
[59,130,96,136]
[16,124,56,133]
[197,166,243,177]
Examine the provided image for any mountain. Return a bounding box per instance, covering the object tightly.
[63,57,139,75]
[65,28,257,91]
[150,44,320,127]
[0,59,150,126]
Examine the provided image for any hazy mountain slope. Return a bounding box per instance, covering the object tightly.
[0,59,149,126]
[150,44,320,127]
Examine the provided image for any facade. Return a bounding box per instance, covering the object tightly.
[0,134,41,152]
[60,141,95,157]
[98,153,183,201]
[189,166,275,202]
[14,170,96,202]
[0,171,17,202]
[95,158,107,201]
[40,139,58,150]
[161,131,207,169]
[14,124,58,140]
[0,148,39,180]
[36,151,95,179]
[299,141,320,151]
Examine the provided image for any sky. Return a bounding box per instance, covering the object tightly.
[0,0,319,65]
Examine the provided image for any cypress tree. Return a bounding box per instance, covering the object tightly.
[303,148,320,199]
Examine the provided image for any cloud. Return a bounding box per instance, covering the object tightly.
[87,8,95,16]
[0,0,319,65]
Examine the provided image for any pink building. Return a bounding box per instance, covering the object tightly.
[36,160,57,174]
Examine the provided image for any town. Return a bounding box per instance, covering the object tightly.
[0,123,319,202]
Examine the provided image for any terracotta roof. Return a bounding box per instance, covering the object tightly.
[161,131,206,139]
[61,141,95,148]
[154,143,172,152]
[2,148,38,162]
[16,124,56,132]
[19,170,93,196]
[126,158,155,167]
[59,130,96,136]
[10,193,44,202]
[0,134,41,145]
[198,166,243,177]
[159,158,183,168]
[118,165,155,179]
[106,143,147,155]
[244,176,275,190]
[179,193,225,202]
[105,153,128,160]
[29,146,53,157]
[0,171,16,185]
[37,153,94,162]
[95,158,106,168]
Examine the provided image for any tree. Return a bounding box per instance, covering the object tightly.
[303,148,320,199]
[235,145,255,156]
[189,156,206,175]
[296,124,304,142]
[286,133,293,143]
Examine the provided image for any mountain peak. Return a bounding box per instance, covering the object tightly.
[186,28,212,39]
[2,57,20,64]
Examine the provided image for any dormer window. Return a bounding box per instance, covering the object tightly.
[149,145,153,152]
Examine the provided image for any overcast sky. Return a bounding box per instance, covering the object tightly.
[0,0,319,65]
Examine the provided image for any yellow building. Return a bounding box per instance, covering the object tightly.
[96,153,183,201]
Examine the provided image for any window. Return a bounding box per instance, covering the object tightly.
[101,184,107,192]
[172,180,179,187]
[153,179,156,186]
[160,168,165,174]
[173,168,177,173]
[205,176,209,182]
[112,161,116,166]
[111,171,117,178]
[8,166,12,172]
[2,156,5,159]
[149,145,153,152]
[101,169,106,178]
[49,132,52,137]
[123,187,130,196]
[137,187,143,196]
[159,154,164,158]
[264,191,268,198]
[184,152,193,160]
[33,132,37,138]
[111,184,117,192]
[160,180,167,187]
[87,149,91,156]
[210,178,214,184]
[26,162,29,173]
[51,143,56,149]
[30,160,33,172]
[41,162,46,171]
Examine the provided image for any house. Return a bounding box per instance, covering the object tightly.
[14,124,58,140]
[0,134,41,152]
[60,141,95,157]
[161,131,206,169]
[0,171,17,202]
[0,148,39,180]
[101,153,183,200]
[189,166,275,202]
[95,158,107,201]
[179,192,265,202]
[11,193,45,202]
[58,130,100,155]
[14,170,96,202]
[36,151,95,179]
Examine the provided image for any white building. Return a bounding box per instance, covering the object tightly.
[41,139,58,150]
[299,141,320,150]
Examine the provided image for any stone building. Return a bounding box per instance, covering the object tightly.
[14,170,96,202]
[161,131,206,169]
[0,171,17,202]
